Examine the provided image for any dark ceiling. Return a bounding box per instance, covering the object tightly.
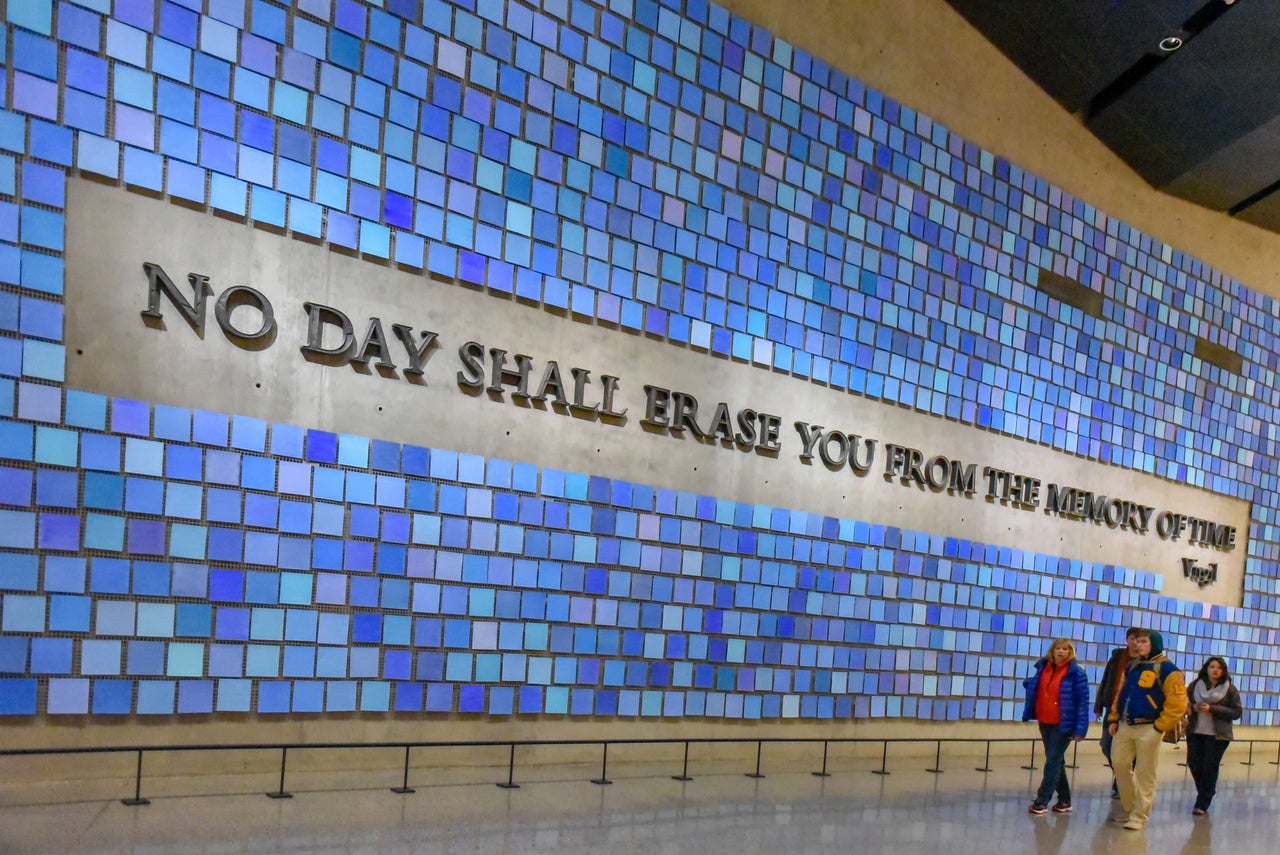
[943,0,1280,235]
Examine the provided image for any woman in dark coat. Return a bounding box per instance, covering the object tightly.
[1185,656,1243,815]
[1021,638,1091,815]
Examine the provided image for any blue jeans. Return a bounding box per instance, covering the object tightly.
[1036,723,1072,806]
[1099,722,1119,796]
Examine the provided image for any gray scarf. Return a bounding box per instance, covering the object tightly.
[1191,679,1230,735]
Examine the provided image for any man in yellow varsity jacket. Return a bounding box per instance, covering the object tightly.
[1106,629,1188,831]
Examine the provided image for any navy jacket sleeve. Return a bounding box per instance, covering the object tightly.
[1021,660,1044,722]
[1068,663,1091,738]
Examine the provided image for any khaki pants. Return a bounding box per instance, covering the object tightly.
[1111,721,1163,823]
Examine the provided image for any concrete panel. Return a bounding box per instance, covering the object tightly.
[66,180,1249,606]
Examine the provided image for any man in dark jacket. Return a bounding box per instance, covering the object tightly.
[1107,629,1187,831]
[1096,627,1144,797]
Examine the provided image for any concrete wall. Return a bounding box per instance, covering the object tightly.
[722,0,1280,297]
[1,0,1277,794]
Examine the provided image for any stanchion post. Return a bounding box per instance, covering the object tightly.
[391,745,415,794]
[926,740,944,774]
[590,742,613,785]
[1241,740,1255,766]
[745,740,765,778]
[121,748,151,806]
[497,743,520,789]
[975,740,993,773]
[1021,739,1038,771]
[812,740,831,777]
[1065,740,1078,770]
[1270,740,1280,766]
[672,740,693,781]
[266,747,293,799]
[871,740,890,776]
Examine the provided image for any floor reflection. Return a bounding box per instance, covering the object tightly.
[0,752,1275,853]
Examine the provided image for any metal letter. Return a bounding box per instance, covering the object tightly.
[706,402,735,443]
[949,461,976,494]
[391,324,439,377]
[757,413,782,452]
[533,361,569,405]
[641,386,672,428]
[213,285,276,350]
[598,375,627,419]
[849,436,875,473]
[456,341,485,389]
[735,409,760,447]
[795,422,824,462]
[141,262,211,337]
[671,393,707,437]
[300,302,355,364]
[818,430,850,469]
[570,367,601,415]
[351,318,397,370]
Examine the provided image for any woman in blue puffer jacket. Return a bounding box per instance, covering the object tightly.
[1021,638,1091,815]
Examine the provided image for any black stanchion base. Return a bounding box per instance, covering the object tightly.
[266,792,293,799]
[1020,765,1038,771]
[590,778,613,785]
[745,773,765,779]
[926,768,944,774]
[1240,762,1254,766]
[390,787,416,794]
[496,782,520,789]
[121,798,150,806]
[811,771,831,777]
[975,767,992,772]
[870,770,890,776]
[672,775,693,781]
[1065,765,1078,770]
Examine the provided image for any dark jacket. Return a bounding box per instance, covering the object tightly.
[1185,679,1243,741]
[1108,632,1187,734]
[1022,658,1091,738]
[1095,645,1128,718]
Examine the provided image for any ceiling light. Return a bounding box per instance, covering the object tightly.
[1159,36,1184,52]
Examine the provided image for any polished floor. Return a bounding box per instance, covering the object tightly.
[2,745,1278,854]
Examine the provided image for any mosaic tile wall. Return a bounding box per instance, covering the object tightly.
[1,0,1279,721]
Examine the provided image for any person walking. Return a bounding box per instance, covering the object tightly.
[1185,656,1242,815]
[1022,637,1091,815]
[1107,629,1188,831]
[1096,627,1143,798]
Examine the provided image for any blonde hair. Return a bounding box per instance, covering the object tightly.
[1045,638,1076,661]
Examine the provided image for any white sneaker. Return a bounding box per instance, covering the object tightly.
[1123,819,1145,831]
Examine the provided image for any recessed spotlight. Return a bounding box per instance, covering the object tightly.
[1159,36,1184,52]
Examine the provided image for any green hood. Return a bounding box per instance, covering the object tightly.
[1147,631,1164,658]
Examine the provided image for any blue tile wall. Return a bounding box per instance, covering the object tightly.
[1,0,1280,721]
